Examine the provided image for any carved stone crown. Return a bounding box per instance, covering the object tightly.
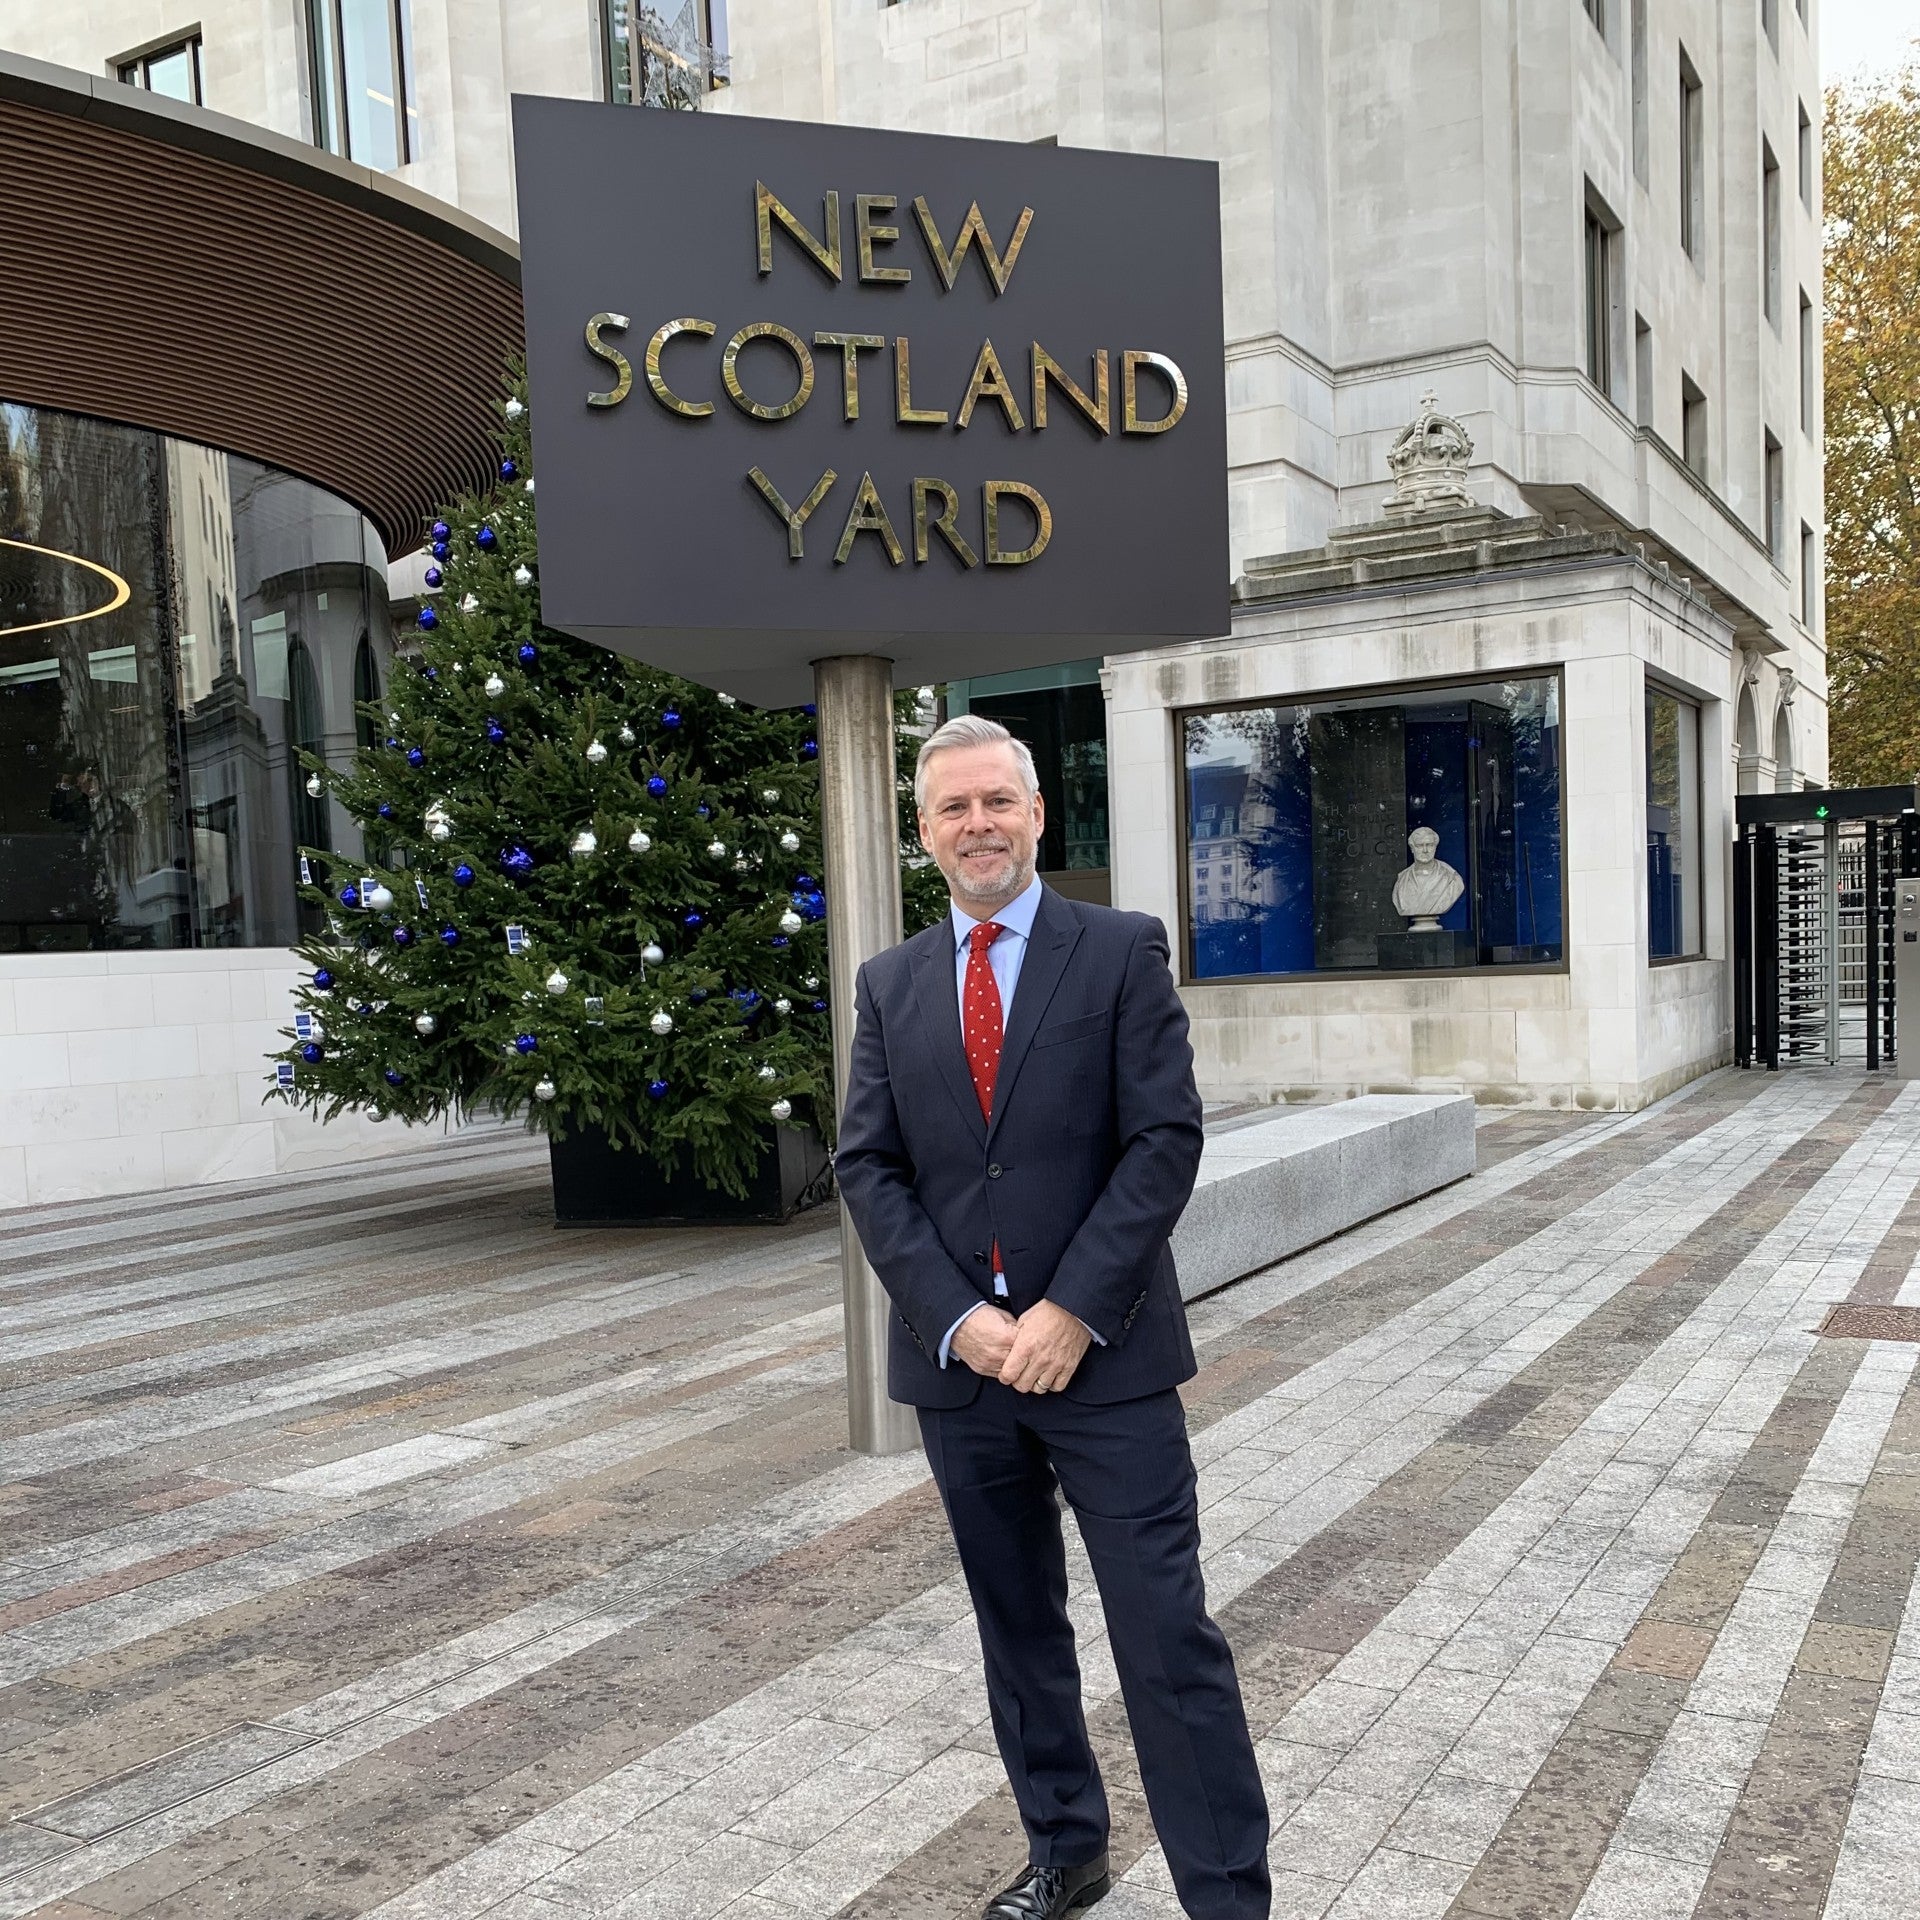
[1385,389,1476,516]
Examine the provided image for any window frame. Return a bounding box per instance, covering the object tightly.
[601,0,729,103]
[1679,47,1705,266]
[1681,371,1709,480]
[1583,189,1624,404]
[1644,677,1704,965]
[1797,101,1814,210]
[1173,666,1571,988]
[1764,430,1784,563]
[308,0,416,169]
[115,30,204,104]
[1799,289,1816,436]
[1800,522,1817,628]
[1762,138,1781,328]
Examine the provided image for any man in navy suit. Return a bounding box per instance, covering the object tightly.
[836,715,1270,1920]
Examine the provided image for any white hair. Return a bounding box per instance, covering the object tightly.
[913,714,1039,811]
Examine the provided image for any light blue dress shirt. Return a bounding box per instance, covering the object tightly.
[936,877,1102,1369]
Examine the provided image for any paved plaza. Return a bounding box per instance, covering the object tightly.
[3,1071,1920,1919]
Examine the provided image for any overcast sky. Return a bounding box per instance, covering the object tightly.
[1823,0,1920,84]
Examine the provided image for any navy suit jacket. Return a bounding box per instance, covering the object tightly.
[835,884,1205,1410]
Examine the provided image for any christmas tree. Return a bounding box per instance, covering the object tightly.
[270,376,943,1197]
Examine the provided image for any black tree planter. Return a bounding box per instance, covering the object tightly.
[548,1120,834,1227]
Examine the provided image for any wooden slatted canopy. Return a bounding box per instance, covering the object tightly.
[0,51,523,556]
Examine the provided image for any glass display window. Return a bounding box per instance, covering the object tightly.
[1182,673,1565,980]
[1645,682,1702,959]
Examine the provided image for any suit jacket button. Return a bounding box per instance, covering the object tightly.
[974,1250,988,1264]
[988,1163,1002,1179]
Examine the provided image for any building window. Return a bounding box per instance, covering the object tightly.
[1798,101,1813,208]
[603,0,729,106]
[1646,684,1701,961]
[1801,522,1816,627]
[1800,291,1815,435]
[1764,431,1784,561]
[1631,0,1649,185]
[309,0,419,171]
[1679,50,1704,263]
[1584,203,1613,397]
[1762,0,1778,53]
[1762,140,1781,326]
[1634,314,1654,427]
[117,34,203,103]
[1681,372,1708,478]
[1182,675,1565,981]
[959,673,1109,890]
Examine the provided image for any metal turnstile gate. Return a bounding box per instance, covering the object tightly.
[1734,786,1919,1073]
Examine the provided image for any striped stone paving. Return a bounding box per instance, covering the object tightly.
[3,1072,1918,1919]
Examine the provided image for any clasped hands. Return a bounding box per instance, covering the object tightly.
[951,1297,1092,1394]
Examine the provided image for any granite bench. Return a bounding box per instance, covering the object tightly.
[1172,1093,1477,1301]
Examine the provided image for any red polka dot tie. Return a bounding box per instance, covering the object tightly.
[963,920,1006,1120]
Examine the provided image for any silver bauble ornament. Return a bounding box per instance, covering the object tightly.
[505,397,525,420]
[733,857,750,872]
[429,821,452,843]
[762,788,781,804]
[778,831,801,853]
[461,593,479,614]
[628,828,652,854]
[414,1013,437,1036]
[484,673,505,696]
[571,829,598,858]
[618,725,636,746]
[641,941,665,965]
[524,477,536,495]
[774,998,792,1014]
[804,976,821,990]
[513,564,534,587]
[305,773,323,797]
[779,910,804,934]
[585,739,608,764]
[650,1009,674,1035]
[545,969,570,996]
[533,1076,557,1102]
[366,884,394,911]
[718,692,737,706]
[770,1098,793,1121]
[757,1065,777,1081]
[707,839,727,858]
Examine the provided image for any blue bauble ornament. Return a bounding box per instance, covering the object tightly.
[376,805,394,822]
[812,998,828,1012]
[647,1078,669,1100]
[771,935,790,949]
[300,1041,323,1064]
[500,458,518,481]
[800,891,827,923]
[696,804,711,819]
[423,565,443,589]
[731,988,760,1007]
[312,968,334,991]
[339,884,360,908]
[392,925,414,947]
[485,717,507,744]
[453,863,475,888]
[803,702,817,717]
[431,539,449,562]
[793,873,816,890]
[801,738,819,759]
[477,525,498,551]
[647,774,668,797]
[517,642,537,666]
[440,925,460,946]
[432,520,450,541]
[406,747,425,768]
[386,736,400,750]
[499,845,536,878]
[514,1033,538,1054]
[384,1069,405,1088]
[688,988,710,1004]
[425,667,439,681]
[683,911,703,930]
[662,709,683,729]
[417,606,438,631]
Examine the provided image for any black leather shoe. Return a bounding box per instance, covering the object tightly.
[982,1853,1111,1918]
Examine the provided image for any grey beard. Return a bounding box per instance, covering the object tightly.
[948,847,1032,902]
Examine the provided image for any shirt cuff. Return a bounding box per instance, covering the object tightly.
[1077,1317,1106,1347]
[938,1300,989,1368]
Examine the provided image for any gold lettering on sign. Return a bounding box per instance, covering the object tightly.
[983,480,1053,565]
[955,339,1026,432]
[855,194,911,284]
[748,466,838,559]
[913,478,981,568]
[1032,344,1111,434]
[644,318,716,417]
[835,472,907,565]
[1122,350,1188,434]
[755,181,843,283]
[893,338,950,426]
[723,323,815,420]
[814,332,885,421]
[584,312,633,408]
[911,196,1034,294]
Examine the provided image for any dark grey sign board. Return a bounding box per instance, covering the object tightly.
[513,97,1227,707]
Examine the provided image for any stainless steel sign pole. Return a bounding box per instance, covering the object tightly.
[513,99,1226,1454]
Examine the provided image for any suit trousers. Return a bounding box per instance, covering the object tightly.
[918,1381,1270,1919]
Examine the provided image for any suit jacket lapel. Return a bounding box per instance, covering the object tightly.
[911,925,988,1145]
[988,887,1081,1146]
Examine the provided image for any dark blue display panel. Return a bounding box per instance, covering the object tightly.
[1184,675,1564,980]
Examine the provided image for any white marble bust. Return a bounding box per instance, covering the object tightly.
[1391,827,1465,931]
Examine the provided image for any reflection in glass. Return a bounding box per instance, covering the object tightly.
[1184,676,1564,979]
[309,0,418,169]
[1646,685,1701,959]
[0,403,390,953]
